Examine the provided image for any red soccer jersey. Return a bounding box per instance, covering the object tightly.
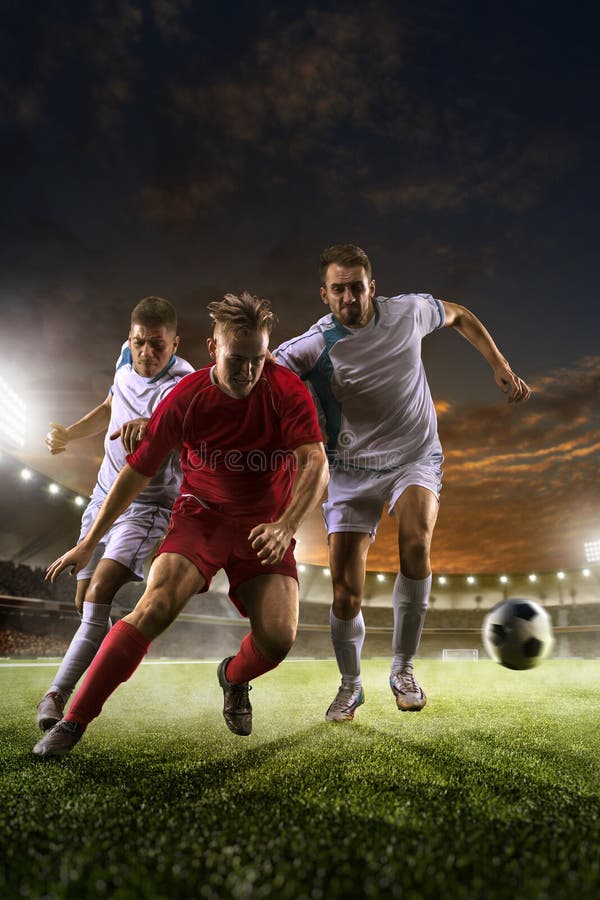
[126,361,323,524]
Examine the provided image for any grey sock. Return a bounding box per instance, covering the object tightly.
[391,573,431,673]
[50,601,112,699]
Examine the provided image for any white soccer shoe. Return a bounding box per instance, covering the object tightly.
[389,669,427,711]
[33,720,84,759]
[325,684,365,722]
[36,690,66,732]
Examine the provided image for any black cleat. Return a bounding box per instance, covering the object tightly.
[217,657,252,736]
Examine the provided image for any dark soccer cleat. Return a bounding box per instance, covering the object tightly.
[217,657,253,736]
[390,668,427,712]
[33,719,84,759]
[325,684,365,722]
[36,690,66,732]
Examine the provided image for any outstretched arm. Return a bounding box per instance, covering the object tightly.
[249,442,330,566]
[441,300,532,402]
[46,464,151,581]
[45,397,112,454]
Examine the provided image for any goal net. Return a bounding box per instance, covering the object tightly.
[442,648,479,661]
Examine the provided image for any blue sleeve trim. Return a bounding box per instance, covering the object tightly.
[433,297,445,329]
[116,345,133,371]
[148,355,177,383]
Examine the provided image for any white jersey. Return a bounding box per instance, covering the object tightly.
[274,294,445,471]
[94,343,194,507]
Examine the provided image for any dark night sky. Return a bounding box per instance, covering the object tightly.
[1,0,599,573]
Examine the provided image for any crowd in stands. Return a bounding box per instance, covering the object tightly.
[0,627,68,658]
[1,560,600,659]
[0,559,74,603]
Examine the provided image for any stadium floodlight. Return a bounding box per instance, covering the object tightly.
[528,574,538,583]
[556,571,566,580]
[0,374,26,451]
[438,576,447,585]
[74,496,86,507]
[582,568,591,578]
[48,483,60,495]
[376,573,386,583]
[20,468,33,481]
[584,540,600,564]
[499,575,509,584]
[298,564,306,573]
[323,567,331,577]
[466,576,476,585]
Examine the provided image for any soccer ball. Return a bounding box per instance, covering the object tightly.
[482,598,554,670]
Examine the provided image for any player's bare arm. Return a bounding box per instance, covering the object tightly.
[441,300,532,403]
[250,442,329,566]
[46,464,151,581]
[45,396,112,454]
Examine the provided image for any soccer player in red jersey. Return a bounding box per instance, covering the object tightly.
[34,292,329,757]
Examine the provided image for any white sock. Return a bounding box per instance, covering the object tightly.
[391,572,431,674]
[330,609,365,689]
[50,601,112,700]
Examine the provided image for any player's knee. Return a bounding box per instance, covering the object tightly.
[256,625,296,662]
[83,579,115,606]
[399,532,431,578]
[332,582,362,618]
[130,591,177,638]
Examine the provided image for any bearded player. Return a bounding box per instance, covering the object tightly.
[275,244,531,721]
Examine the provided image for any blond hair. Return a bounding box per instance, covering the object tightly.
[207,291,277,335]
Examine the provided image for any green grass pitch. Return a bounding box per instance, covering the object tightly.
[2,658,600,899]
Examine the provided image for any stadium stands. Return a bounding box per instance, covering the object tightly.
[2,559,599,660]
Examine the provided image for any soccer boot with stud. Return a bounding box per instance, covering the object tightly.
[217,657,253,736]
[389,668,427,711]
[36,690,66,732]
[325,683,365,722]
[33,719,84,759]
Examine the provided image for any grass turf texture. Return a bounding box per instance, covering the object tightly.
[1,659,600,899]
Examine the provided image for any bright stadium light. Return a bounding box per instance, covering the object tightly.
[20,468,33,481]
[298,564,306,573]
[323,568,330,577]
[499,575,509,584]
[48,483,60,495]
[0,374,26,450]
[556,571,566,580]
[438,576,447,585]
[74,496,86,507]
[528,574,537,583]
[582,568,591,578]
[584,540,600,563]
[466,576,476,585]
[377,573,386,583]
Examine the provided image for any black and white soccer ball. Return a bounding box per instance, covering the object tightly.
[482,598,554,670]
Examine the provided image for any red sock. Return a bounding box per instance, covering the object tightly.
[225,633,281,684]
[65,620,150,729]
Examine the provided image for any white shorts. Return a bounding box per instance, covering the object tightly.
[322,454,443,540]
[76,496,172,582]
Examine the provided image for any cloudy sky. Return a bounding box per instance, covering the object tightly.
[1,0,599,573]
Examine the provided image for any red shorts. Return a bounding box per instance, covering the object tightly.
[156,494,298,616]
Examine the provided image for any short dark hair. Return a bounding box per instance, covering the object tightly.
[319,244,372,285]
[131,296,177,332]
[207,291,277,336]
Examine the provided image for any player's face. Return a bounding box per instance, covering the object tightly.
[208,328,269,399]
[129,323,179,379]
[320,264,376,328]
